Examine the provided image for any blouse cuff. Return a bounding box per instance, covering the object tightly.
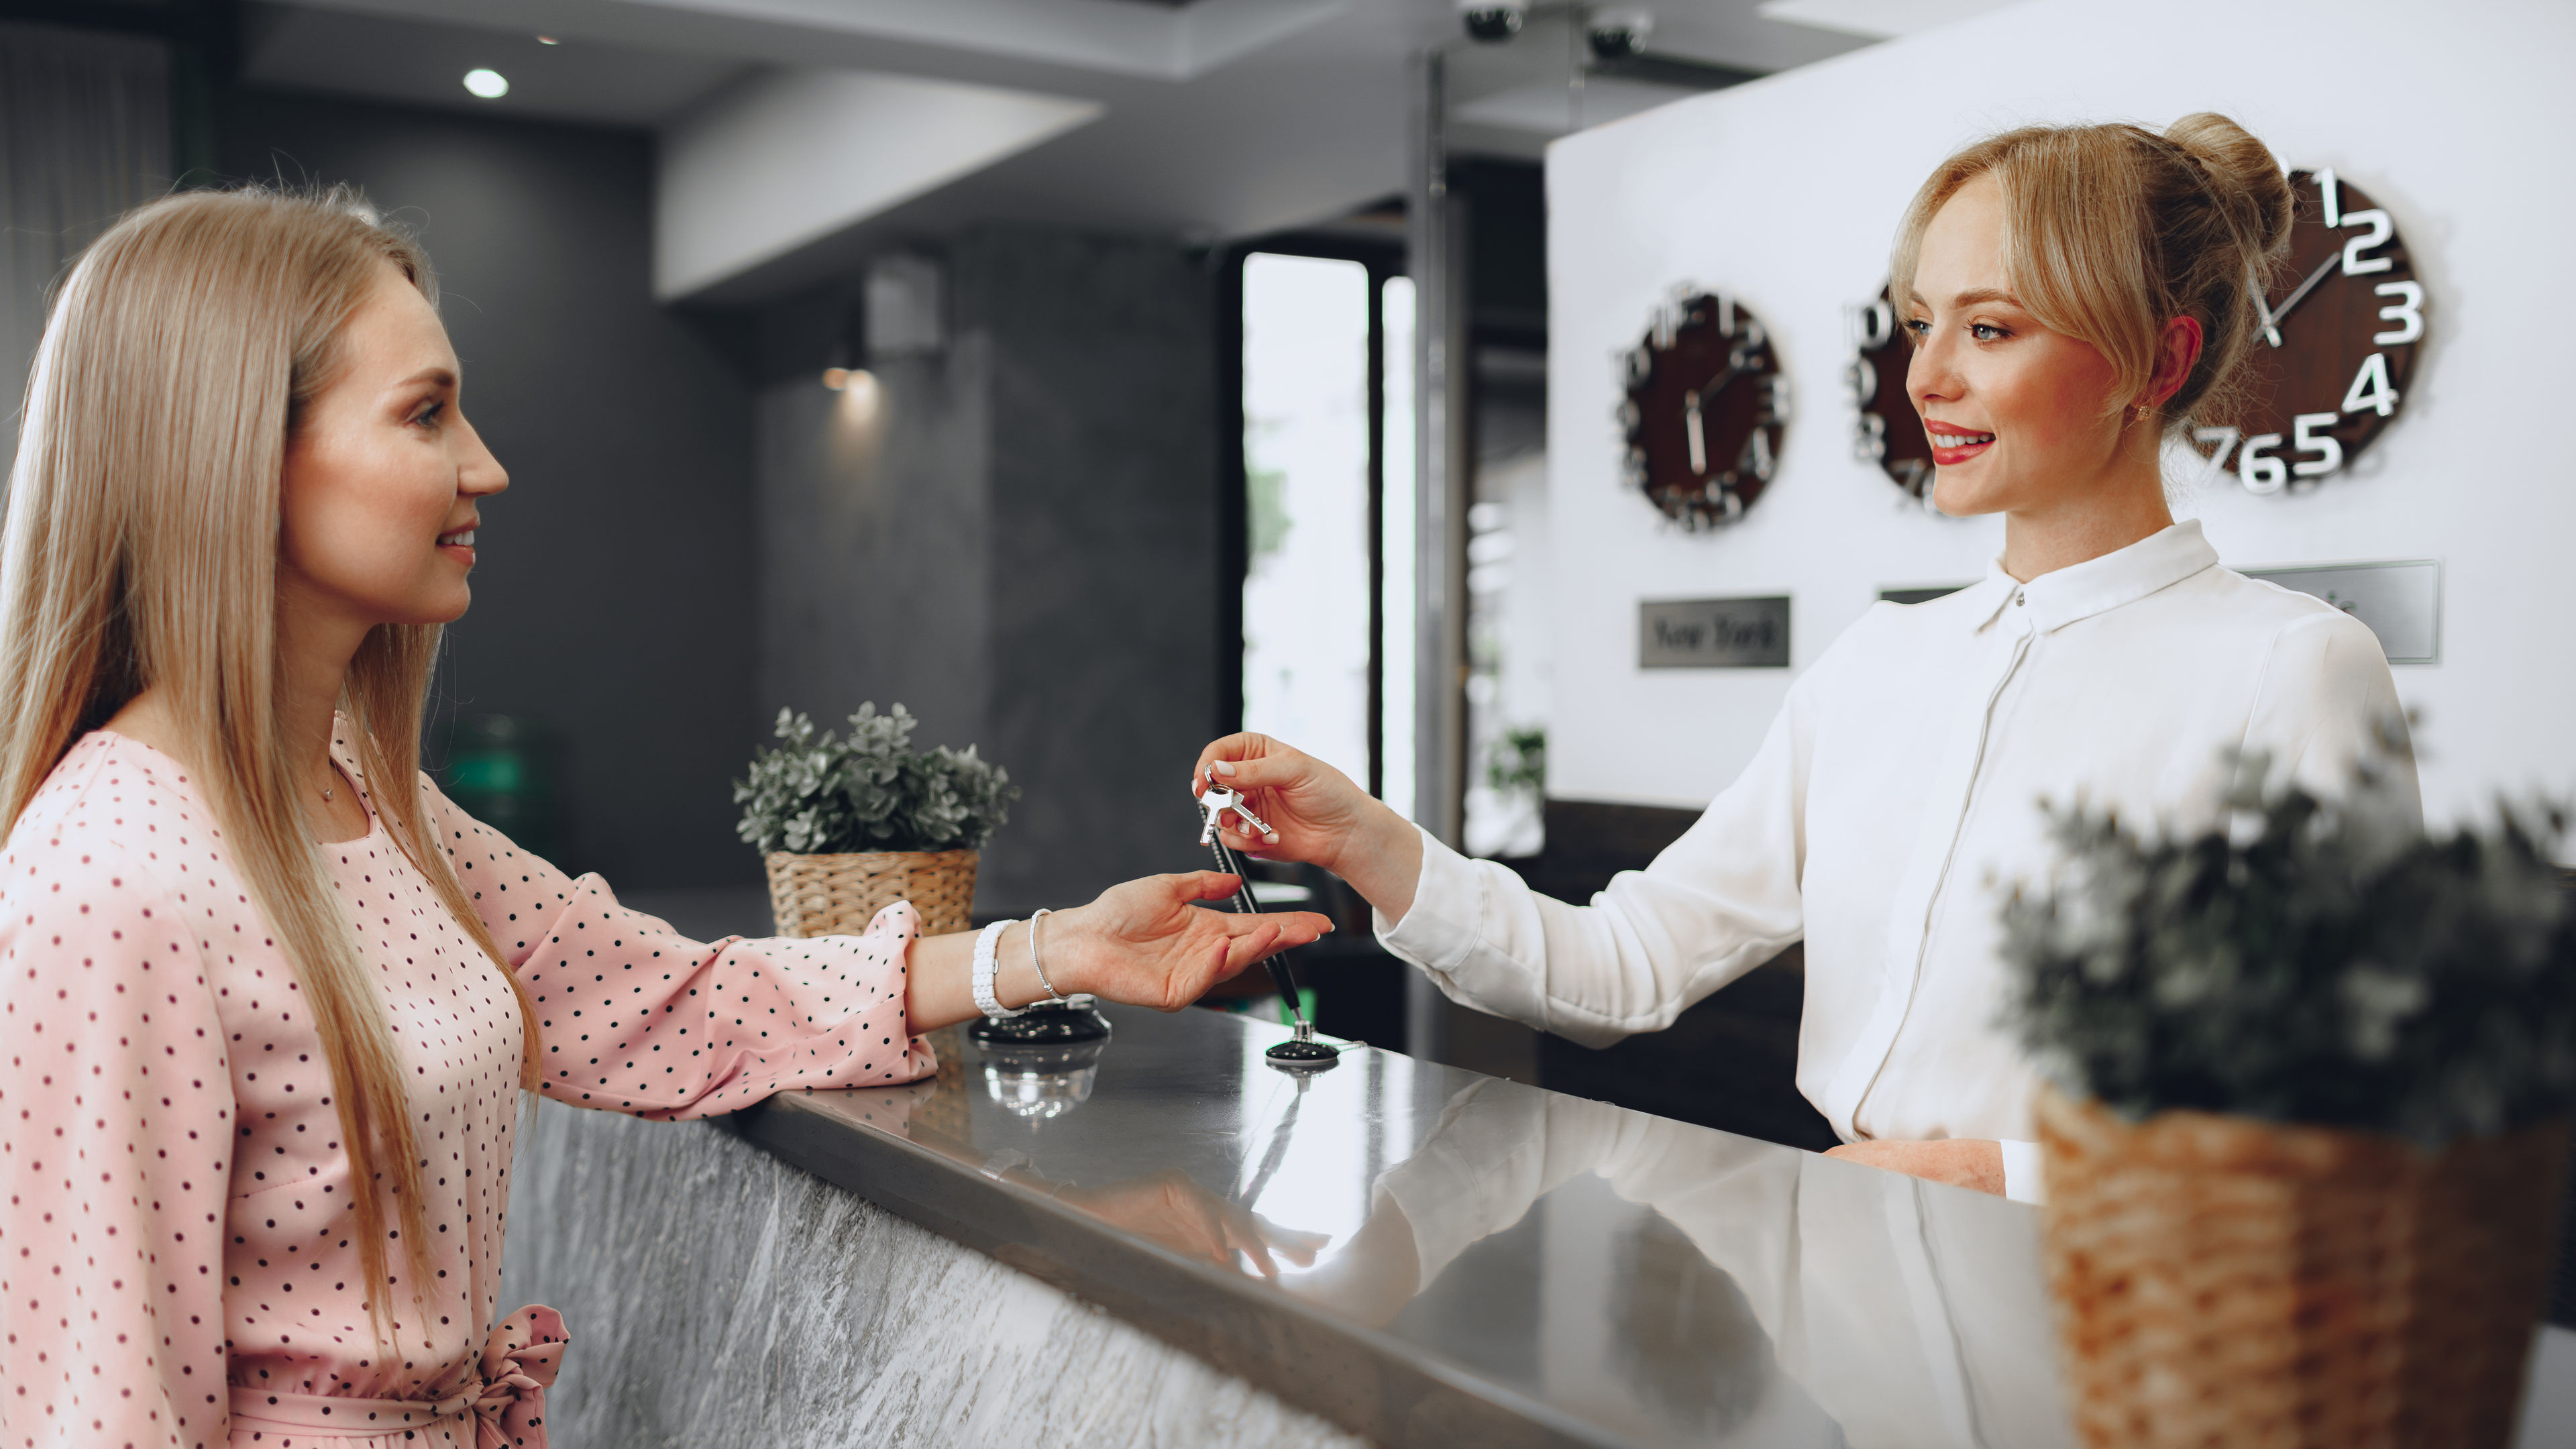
[1372,824,1485,975]
[2000,1138,2046,1205]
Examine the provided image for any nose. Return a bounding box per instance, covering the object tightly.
[1907,323,1962,417]
[454,410,509,498]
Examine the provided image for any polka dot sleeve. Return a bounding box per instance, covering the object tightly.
[1,809,231,1448]
[418,774,936,1118]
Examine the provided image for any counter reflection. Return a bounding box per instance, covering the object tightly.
[825,1009,2069,1448]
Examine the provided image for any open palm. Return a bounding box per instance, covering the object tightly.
[1074,870,1332,1012]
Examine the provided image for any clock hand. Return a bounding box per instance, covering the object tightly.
[2259,252,2345,347]
[1683,362,1743,478]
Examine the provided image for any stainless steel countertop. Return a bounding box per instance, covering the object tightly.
[732,1004,2576,1449]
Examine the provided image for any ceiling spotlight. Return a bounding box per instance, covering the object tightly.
[1458,0,1525,42]
[1588,8,1655,60]
[462,68,509,99]
[535,35,561,45]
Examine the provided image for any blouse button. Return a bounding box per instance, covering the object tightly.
[2014,592,2025,606]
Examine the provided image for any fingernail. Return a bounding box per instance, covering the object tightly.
[1263,831,1279,845]
[1214,760,1236,777]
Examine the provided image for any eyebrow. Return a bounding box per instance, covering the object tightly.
[1909,286,2023,311]
[391,366,458,390]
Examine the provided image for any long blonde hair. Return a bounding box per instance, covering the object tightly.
[1890,113,2296,429]
[0,184,541,1334]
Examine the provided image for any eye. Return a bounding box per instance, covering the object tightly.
[1969,322,2012,341]
[410,399,447,428]
[1902,317,1931,344]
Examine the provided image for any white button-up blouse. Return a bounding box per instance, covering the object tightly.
[1377,521,2417,1195]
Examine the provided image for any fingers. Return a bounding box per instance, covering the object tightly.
[1205,751,1309,793]
[1216,908,1333,945]
[1190,733,1276,796]
[1219,921,1287,973]
[1177,870,1244,902]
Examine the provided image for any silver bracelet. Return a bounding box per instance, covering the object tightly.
[1028,908,1069,1005]
[971,919,1022,1019]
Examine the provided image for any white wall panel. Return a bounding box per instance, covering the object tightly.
[1544,0,2575,827]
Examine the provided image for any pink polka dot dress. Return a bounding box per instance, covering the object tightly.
[0,728,936,1447]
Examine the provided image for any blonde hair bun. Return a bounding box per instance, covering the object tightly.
[2163,111,2296,264]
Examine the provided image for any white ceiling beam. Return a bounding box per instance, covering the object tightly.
[655,68,1101,300]
[280,0,1350,82]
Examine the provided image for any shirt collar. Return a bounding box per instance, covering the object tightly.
[1972,519,2220,633]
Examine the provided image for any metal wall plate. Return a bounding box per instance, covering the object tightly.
[2242,558,2442,665]
[1639,594,1791,668]
[1878,583,1972,606]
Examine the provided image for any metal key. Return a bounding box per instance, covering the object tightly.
[1197,772,1277,845]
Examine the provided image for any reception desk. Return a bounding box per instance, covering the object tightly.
[498,1003,2575,1447]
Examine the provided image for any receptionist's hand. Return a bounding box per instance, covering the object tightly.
[1191,733,1426,923]
[1822,1138,2006,1196]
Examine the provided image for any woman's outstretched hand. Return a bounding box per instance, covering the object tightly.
[904,871,1334,1032]
[1057,871,1331,1012]
[1191,733,1425,924]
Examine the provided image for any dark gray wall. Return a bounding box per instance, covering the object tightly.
[757,224,1221,917]
[219,89,762,890]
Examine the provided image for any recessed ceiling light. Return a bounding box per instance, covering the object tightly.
[536,35,561,44]
[463,68,509,100]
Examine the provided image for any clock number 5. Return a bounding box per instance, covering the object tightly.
[2290,413,2343,479]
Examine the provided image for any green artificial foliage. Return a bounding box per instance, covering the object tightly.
[2000,745,2576,1144]
[733,704,1020,856]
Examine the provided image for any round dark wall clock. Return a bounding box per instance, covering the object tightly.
[2186,168,2422,495]
[1842,284,1933,505]
[1617,288,1788,529]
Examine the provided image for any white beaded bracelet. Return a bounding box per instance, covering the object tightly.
[971,918,1022,1019]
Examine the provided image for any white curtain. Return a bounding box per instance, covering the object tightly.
[1,21,170,419]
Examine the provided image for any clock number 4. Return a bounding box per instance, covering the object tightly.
[2342,352,2400,419]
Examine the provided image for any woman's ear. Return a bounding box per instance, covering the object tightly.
[2147,314,2205,408]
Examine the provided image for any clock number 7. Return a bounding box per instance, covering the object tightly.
[2188,426,2240,491]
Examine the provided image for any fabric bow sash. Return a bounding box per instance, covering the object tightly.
[463,1303,570,1448]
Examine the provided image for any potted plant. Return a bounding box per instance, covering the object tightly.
[2002,745,2575,1449]
[734,704,1020,938]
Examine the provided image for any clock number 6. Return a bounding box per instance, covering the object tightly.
[2236,432,2288,495]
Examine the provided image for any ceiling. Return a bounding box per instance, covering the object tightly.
[235,0,1909,301]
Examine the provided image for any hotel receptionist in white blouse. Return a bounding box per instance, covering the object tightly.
[1195,113,2418,1205]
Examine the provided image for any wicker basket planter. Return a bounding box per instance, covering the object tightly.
[764,848,977,939]
[2035,1085,2565,1449]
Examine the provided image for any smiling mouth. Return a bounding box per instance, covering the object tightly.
[437,529,476,547]
[1925,428,1996,463]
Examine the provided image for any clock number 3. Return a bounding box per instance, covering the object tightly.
[2372,281,2424,345]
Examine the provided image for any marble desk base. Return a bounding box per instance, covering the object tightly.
[498,1099,1368,1449]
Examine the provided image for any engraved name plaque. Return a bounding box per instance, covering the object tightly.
[2243,559,2441,665]
[1639,595,1792,669]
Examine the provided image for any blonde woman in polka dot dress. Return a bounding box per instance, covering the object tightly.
[0,187,1330,1449]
